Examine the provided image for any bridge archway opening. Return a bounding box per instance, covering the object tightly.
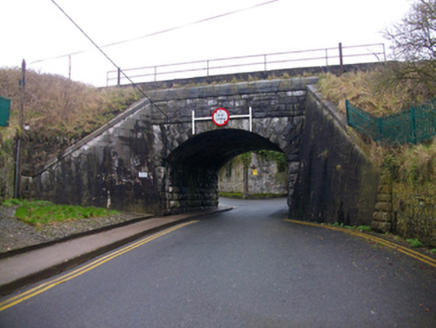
[163,129,286,214]
[166,129,283,170]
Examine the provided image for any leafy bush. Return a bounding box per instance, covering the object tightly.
[356,225,372,231]
[406,238,424,248]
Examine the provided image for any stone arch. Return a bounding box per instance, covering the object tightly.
[166,129,283,170]
[160,128,297,214]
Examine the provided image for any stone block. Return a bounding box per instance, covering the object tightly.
[288,161,300,174]
[373,211,392,222]
[378,184,392,194]
[374,202,392,213]
[377,194,392,202]
[379,175,392,185]
[371,220,391,233]
[287,90,306,97]
[207,99,218,106]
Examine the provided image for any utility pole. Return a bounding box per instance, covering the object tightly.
[14,59,26,199]
[20,60,25,131]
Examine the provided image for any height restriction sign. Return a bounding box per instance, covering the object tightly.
[212,107,230,126]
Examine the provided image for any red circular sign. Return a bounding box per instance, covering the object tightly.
[212,107,230,126]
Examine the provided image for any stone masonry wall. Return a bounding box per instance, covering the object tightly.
[291,85,379,226]
[218,152,288,196]
[164,165,218,214]
[371,174,393,233]
[392,182,436,248]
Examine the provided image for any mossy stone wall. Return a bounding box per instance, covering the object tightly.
[218,152,288,196]
[372,174,394,233]
[393,182,436,247]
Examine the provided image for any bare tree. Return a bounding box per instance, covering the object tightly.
[384,0,436,96]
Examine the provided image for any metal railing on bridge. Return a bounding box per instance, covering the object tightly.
[346,99,436,145]
[107,43,386,86]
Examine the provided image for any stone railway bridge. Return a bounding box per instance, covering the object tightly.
[32,77,380,227]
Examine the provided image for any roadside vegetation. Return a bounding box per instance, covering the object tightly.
[329,221,436,256]
[318,0,436,185]
[0,68,141,142]
[2,199,119,227]
[318,69,436,184]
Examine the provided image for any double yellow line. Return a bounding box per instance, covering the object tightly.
[284,219,436,268]
[0,220,198,312]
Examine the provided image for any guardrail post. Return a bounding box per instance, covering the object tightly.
[207,60,210,76]
[117,68,121,86]
[264,55,267,71]
[339,42,344,75]
[154,66,157,82]
[192,111,195,135]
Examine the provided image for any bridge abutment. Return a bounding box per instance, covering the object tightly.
[161,165,218,215]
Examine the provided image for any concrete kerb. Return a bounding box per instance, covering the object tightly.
[0,213,155,260]
[0,206,233,296]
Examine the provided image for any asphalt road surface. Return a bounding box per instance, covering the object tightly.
[0,198,435,327]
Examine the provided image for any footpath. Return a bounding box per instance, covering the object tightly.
[0,206,232,296]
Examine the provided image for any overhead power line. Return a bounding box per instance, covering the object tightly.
[33,0,279,64]
[50,0,168,119]
[100,0,279,49]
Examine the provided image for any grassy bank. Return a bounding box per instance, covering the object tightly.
[2,199,119,227]
[318,69,436,183]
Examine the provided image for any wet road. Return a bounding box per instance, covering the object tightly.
[0,198,435,327]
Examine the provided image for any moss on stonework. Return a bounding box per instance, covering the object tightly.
[392,181,436,248]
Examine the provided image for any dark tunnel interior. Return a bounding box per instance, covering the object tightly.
[165,129,284,171]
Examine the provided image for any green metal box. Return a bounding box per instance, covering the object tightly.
[0,96,11,127]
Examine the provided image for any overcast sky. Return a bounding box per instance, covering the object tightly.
[2,0,412,86]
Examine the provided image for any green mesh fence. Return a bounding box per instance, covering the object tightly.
[0,97,11,127]
[346,99,436,144]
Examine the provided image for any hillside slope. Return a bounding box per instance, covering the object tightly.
[0,68,141,176]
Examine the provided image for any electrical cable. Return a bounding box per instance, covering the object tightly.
[99,0,279,49]
[33,0,279,65]
[50,0,168,119]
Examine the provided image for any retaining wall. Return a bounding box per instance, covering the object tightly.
[290,85,379,226]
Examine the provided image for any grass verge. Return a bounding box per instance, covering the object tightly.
[2,199,119,227]
[330,222,372,231]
